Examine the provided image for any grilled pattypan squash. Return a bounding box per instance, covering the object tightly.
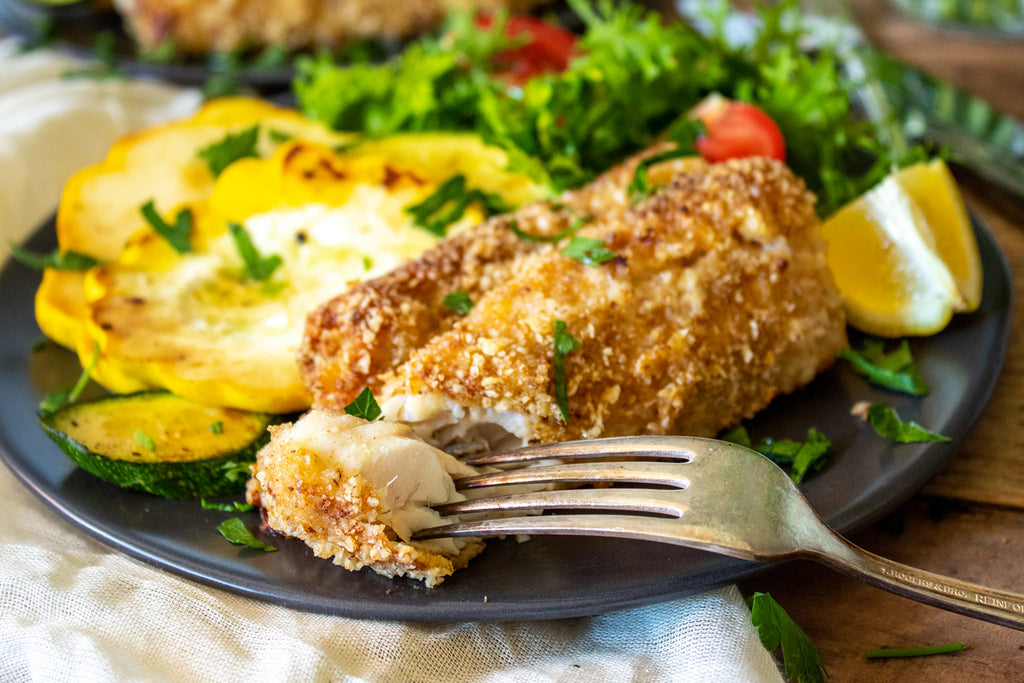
[36,97,356,350]
[47,131,546,413]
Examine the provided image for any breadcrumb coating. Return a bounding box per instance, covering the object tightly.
[302,155,847,446]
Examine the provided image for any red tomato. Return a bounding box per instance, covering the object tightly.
[692,96,786,163]
[476,14,577,84]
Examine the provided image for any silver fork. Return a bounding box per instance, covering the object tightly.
[414,435,1024,630]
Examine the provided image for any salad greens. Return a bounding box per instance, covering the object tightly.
[294,0,927,217]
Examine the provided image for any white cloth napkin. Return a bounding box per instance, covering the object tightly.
[0,40,783,682]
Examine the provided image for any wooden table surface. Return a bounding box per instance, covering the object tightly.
[746,1,1024,680]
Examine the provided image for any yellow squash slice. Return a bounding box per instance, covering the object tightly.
[71,136,548,413]
[36,96,357,349]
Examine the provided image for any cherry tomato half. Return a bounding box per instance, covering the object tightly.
[476,14,577,84]
[692,96,786,163]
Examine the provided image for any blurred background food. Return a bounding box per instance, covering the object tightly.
[110,0,549,54]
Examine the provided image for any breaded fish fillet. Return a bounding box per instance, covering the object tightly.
[301,156,847,449]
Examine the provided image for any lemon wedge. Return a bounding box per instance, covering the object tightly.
[821,160,982,337]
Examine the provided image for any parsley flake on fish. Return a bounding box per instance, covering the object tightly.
[553,320,581,424]
[345,387,383,421]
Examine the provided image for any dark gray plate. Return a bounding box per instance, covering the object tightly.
[0,214,1012,621]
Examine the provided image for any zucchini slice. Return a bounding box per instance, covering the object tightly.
[40,392,275,499]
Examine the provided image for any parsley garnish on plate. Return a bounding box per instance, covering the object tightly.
[748,592,828,683]
[722,425,832,484]
[840,338,928,395]
[198,125,260,177]
[38,341,99,417]
[8,243,100,271]
[140,200,193,254]
[201,498,255,513]
[867,404,951,443]
[228,222,282,281]
[553,320,581,424]
[345,387,383,421]
[217,517,277,552]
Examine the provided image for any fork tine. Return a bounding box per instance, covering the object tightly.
[435,486,688,517]
[454,460,690,490]
[415,513,686,542]
[460,435,701,466]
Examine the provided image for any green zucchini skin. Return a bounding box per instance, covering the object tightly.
[39,392,276,499]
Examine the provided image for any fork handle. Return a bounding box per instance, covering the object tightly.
[810,532,1024,630]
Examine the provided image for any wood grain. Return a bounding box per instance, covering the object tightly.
[743,2,1024,679]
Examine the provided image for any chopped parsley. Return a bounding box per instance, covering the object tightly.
[627,120,704,202]
[140,200,193,254]
[201,498,255,513]
[198,125,260,177]
[38,342,99,417]
[134,430,156,452]
[217,517,277,551]
[748,592,827,683]
[443,290,474,315]
[561,236,616,266]
[8,242,100,271]
[405,174,512,236]
[840,338,928,395]
[228,222,283,282]
[553,320,581,424]
[721,425,831,484]
[867,404,951,443]
[209,421,224,434]
[866,642,965,659]
[345,387,383,421]
[508,214,591,243]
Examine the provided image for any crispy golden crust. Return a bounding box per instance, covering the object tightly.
[303,155,847,443]
[299,145,689,408]
[113,0,546,53]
